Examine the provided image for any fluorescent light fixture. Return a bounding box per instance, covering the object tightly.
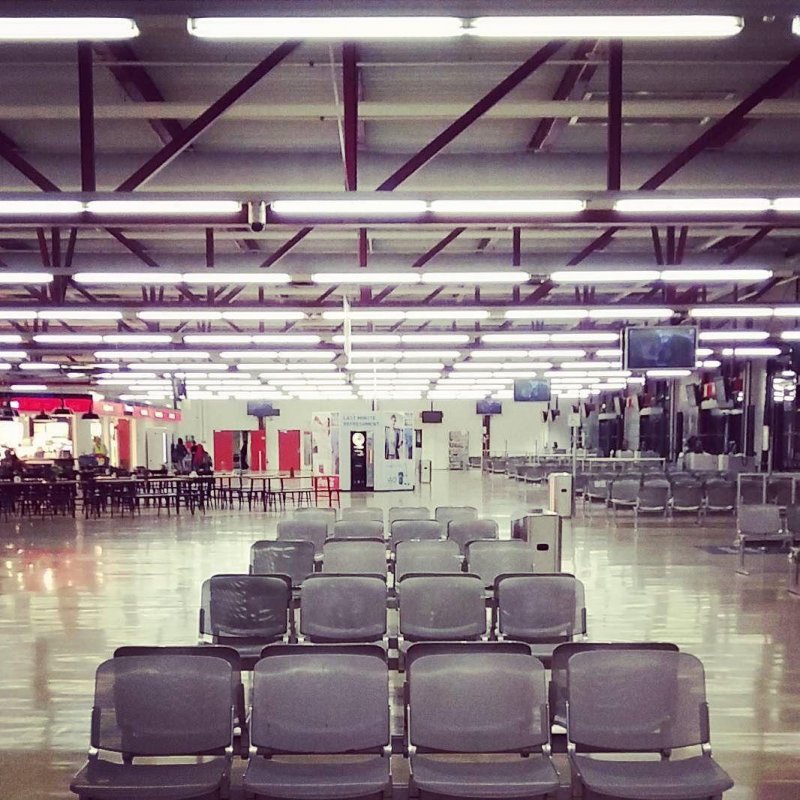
[285,363,338,371]
[689,306,772,319]
[404,309,490,320]
[595,349,622,358]
[252,335,321,344]
[221,310,306,321]
[312,272,420,284]
[403,350,460,359]
[86,200,241,215]
[103,334,173,344]
[0,335,22,343]
[95,351,152,360]
[772,197,800,211]
[471,350,529,359]
[420,271,529,284]
[646,368,693,377]
[332,334,401,344]
[0,351,25,359]
[33,334,103,344]
[394,363,444,371]
[139,310,222,321]
[528,349,586,359]
[429,199,584,214]
[182,273,291,284]
[323,310,406,321]
[0,17,139,40]
[10,384,47,391]
[551,270,660,283]
[0,271,53,285]
[614,197,769,213]
[481,333,550,343]
[698,331,769,342]
[780,332,800,341]
[73,272,182,284]
[277,351,336,360]
[19,362,60,370]
[219,351,279,360]
[347,351,402,360]
[551,333,620,343]
[720,347,781,357]
[469,15,743,39]
[182,334,250,344]
[661,268,772,282]
[588,307,673,320]
[401,334,470,344]
[38,309,122,320]
[506,308,588,320]
[148,363,228,372]
[772,307,800,317]
[274,200,427,216]
[0,309,38,320]
[189,16,464,40]
[696,348,714,357]
[558,361,620,370]
[0,200,82,216]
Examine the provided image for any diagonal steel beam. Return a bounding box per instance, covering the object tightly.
[606,40,623,191]
[342,43,359,192]
[259,226,313,268]
[0,129,59,191]
[77,42,96,192]
[413,228,467,268]
[117,41,300,191]
[722,226,774,263]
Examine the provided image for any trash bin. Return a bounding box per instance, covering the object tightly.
[548,472,574,518]
[511,511,562,573]
[419,459,432,484]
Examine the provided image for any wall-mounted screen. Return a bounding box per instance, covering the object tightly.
[246,401,280,417]
[623,326,697,370]
[476,399,502,415]
[513,378,551,402]
[421,410,443,423]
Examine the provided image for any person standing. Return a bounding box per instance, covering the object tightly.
[174,437,188,472]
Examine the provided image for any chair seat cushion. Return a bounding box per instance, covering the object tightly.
[244,756,389,799]
[572,754,734,800]
[411,754,559,798]
[70,757,227,800]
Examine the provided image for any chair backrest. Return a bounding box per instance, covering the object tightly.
[435,505,478,528]
[549,642,679,726]
[92,654,233,756]
[276,519,328,556]
[390,519,442,549]
[250,540,315,587]
[251,644,389,754]
[496,574,585,642]
[200,574,291,640]
[398,574,486,641]
[785,503,800,537]
[293,506,337,522]
[466,540,534,587]
[610,479,639,503]
[671,483,703,507]
[388,505,431,523]
[408,651,548,753]
[566,649,708,752]
[737,504,783,537]
[331,519,385,540]
[300,575,387,642]
[322,538,387,577]
[394,539,463,580]
[447,518,499,554]
[705,480,735,508]
[340,506,384,523]
[637,484,670,508]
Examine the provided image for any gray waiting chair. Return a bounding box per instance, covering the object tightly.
[322,538,387,577]
[670,482,703,523]
[608,479,639,514]
[567,649,734,800]
[331,519,385,540]
[407,650,559,799]
[447,517,499,555]
[435,505,478,531]
[199,574,292,667]
[466,540,535,588]
[390,519,442,550]
[277,519,328,557]
[739,476,765,505]
[704,480,736,514]
[244,644,390,800]
[340,506,384,523]
[635,483,670,519]
[395,540,463,581]
[299,575,387,643]
[292,506,337,538]
[388,505,431,523]
[250,540,315,588]
[783,503,800,541]
[735,504,788,575]
[494,574,586,667]
[70,654,235,800]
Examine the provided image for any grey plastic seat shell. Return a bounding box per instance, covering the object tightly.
[704,480,736,512]
[567,649,734,800]
[322,539,388,577]
[291,507,337,540]
[331,519,385,540]
[466,539,534,587]
[277,519,328,557]
[388,505,431,523]
[250,540,315,587]
[398,574,486,641]
[390,519,442,549]
[434,505,478,529]
[299,575,387,643]
[447,517,500,554]
[244,644,390,800]
[394,539,463,580]
[609,479,639,510]
[70,654,234,800]
[407,651,559,799]
[340,506,384,523]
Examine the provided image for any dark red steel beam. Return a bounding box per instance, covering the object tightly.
[0,129,59,191]
[675,225,689,264]
[342,43,359,191]
[36,228,50,267]
[205,228,214,269]
[93,42,184,145]
[607,40,623,191]
[528,40,597,150]
[378,41,563,191]
[77,42,96,192]
[650,227,664,265]
[117,41,300,191]
[665,226,676,265]
[64,228,78,268]
[512,227,521,267]
[413,228,467,268]
[722,226,774,263]
[260,226,313,268]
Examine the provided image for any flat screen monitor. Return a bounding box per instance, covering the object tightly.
[246,401,280,417]
[421,410,443,423]
[476,399,502,415]
[623,326,697,370]
[513,378,551,402]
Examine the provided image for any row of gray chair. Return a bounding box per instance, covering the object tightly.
[70,642,734,800]
[294,503,479,529]
[736,504,800,575]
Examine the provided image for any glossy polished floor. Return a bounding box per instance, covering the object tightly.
[1,470,798,800]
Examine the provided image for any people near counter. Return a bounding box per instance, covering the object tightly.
[0,448,23,478]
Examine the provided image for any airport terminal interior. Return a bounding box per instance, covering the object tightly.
[0,3,800,799]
